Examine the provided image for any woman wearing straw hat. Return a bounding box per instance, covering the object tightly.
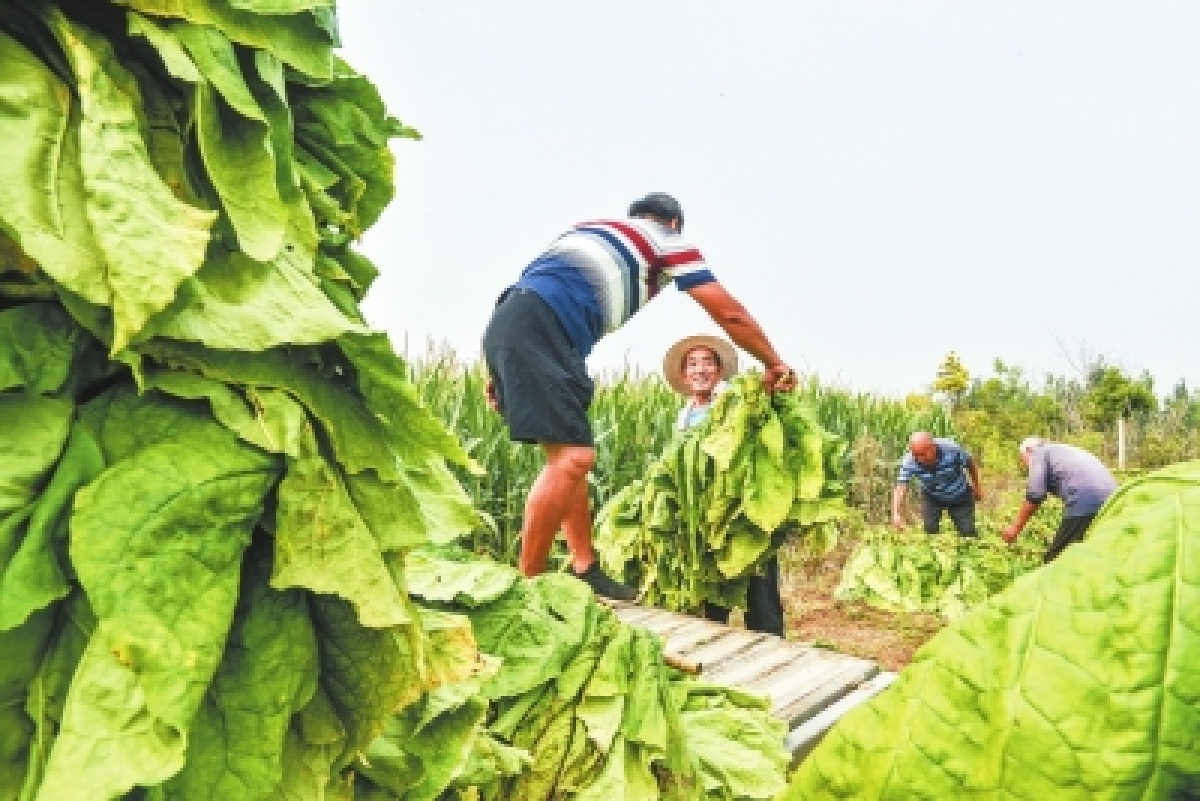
[665,334,786,636]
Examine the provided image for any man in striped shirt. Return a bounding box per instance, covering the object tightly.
[483,193,797,600]
[891,432,982,536]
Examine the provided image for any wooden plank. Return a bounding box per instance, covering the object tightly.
[742,649,827,700]
[610,606,661,625]
[636,611,696,637]
[662,620,728,654]
[703,638,803,687]
[609,603,888,742]
[773,661,879,728]
[786,672,897,763]
[685,630,768,673]
[759,657,857,713]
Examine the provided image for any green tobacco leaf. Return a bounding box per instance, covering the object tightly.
[573,735,659,801]
[0,607,54,797]
[338,332,474,470]
[357,654,492,800]
[742,445,793,533]
[309,595,424,770]
[681,706,788,798]
[227,0,335,14]
[42,10,215,352]
[153,245,363,350]
[343,470,434,552]
[414,605,486,693]
[0,25,68,236]
[0,395,71,519]
[0,29,104,312]
[758,413,784,462]
[394,459,479,545]
[171,21,288,262]
[405,549,520,607]
[785,461,1200,800]
[714,517,771,580]
[452,730,532,790]
[139,370,289,453]
[795,431,825,500]
[126,12,203,83]
[465,578,591,702]
[0,303,98,396]
[0,425,103,631]
[261,727,352,801]
[37,435,277,799]
[272,420,412,628]
[158,561,318,800]
[78,383,248,465]
[132,341,403,480]
[292,58,403,233]
[20,592,94,801]
[113,0,335,81]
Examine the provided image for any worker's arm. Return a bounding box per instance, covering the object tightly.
[1001,500,1039,543]
[685,281,795,391]
[891,483,909,528]
[1004,448,1047,542]
[966,460,983,501]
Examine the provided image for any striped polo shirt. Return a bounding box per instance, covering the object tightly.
[510,217,716,357]
[895,439,973,503]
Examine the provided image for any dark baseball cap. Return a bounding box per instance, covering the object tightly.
[628,192,684,229]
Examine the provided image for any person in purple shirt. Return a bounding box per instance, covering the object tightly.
[1001,437,1118,561]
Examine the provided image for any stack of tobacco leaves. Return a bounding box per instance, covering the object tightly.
[596,373,849,612]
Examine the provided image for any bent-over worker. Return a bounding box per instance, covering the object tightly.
[482,193,797,601]
[892,432,982,536]
[1001,437,1117,561]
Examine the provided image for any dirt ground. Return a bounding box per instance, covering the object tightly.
[777,539,945,672]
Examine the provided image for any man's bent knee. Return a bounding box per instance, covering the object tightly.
[542,444,595,479]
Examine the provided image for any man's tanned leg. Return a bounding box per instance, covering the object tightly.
[560,476,597,574]
[519,443,595,576]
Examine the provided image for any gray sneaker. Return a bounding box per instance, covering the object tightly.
[572,562,637,602]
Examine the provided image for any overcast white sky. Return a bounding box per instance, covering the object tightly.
[337,1,1199,396]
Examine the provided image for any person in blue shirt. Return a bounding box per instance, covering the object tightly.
[1001,437,1117,561]
[891,432,983,536]
[664,334,785,637]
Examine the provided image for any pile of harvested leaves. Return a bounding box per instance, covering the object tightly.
[1,2,484,798]
[834,528,1043,619]
[595,373,850,612]
[367,547,791,801]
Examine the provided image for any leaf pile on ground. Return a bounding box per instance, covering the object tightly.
[595,372,849,612]
[357,546,792,801]
[781,460,1200,800]
[833,527,1043,619]
[0,2,482,799]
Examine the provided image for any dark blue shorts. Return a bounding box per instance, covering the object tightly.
[483,288,595,446]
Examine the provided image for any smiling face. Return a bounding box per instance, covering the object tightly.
[682,346,722,400]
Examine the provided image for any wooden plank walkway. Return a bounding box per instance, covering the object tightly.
[605,601,886,756]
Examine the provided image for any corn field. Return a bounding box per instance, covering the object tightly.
[407,350,955,561]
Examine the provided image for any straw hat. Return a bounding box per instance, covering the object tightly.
[663,334,738,394]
